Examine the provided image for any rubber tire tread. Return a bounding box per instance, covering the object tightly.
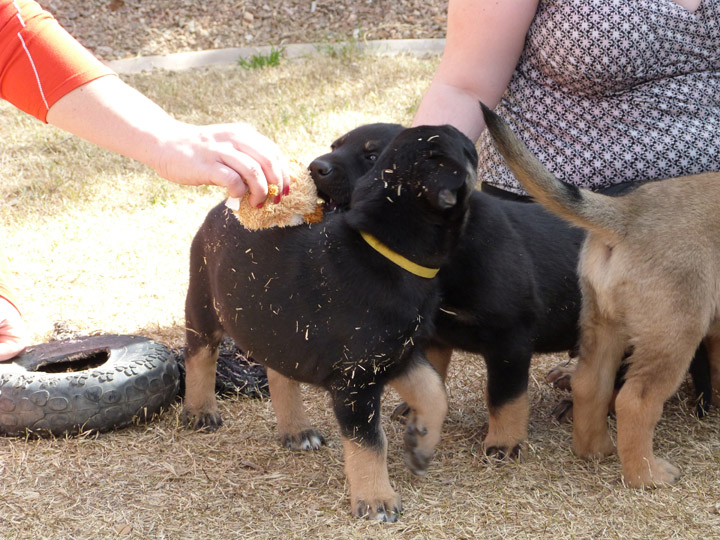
[0,335,179,437]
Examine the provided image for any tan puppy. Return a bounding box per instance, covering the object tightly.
[481,103,720,488]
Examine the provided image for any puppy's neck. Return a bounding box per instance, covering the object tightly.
[360,231,439,279]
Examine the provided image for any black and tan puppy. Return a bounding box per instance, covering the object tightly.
[183,125,478,521]
[310,124,585,458]
[482,103,720,487]
[310,122,404,210]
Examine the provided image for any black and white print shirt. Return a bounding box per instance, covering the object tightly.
[477,0,720,194]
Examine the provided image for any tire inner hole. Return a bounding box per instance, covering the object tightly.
[37,349,111,373]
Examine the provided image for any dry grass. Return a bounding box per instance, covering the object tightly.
[1,54,719,539]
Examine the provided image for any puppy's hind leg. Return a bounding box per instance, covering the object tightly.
[389,356,448,475]
[482,339,532,460]
[267,368,325,451]
[614,337,696,487]
[572,311,626,459]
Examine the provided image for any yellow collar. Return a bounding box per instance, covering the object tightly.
[360,231,440,279]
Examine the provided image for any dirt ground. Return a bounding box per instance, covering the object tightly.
[42,0,449,61]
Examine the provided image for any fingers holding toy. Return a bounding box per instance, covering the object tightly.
[226,159,324,230]
[152,122,290,206]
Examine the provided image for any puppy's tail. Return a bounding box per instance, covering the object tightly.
[480,103,628,238]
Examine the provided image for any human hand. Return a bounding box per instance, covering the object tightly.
[151,122,291,208]
[0,298,27,362]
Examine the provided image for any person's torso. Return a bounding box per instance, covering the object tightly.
[478,0,720,193]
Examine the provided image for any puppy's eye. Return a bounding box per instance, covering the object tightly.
[366,153,378,161]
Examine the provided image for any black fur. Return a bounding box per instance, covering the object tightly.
[310,124,584,454]
[185,125,477,448]
[311,122,712,449]
[310,123,404,211]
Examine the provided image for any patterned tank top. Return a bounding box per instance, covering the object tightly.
[477,0,720,194]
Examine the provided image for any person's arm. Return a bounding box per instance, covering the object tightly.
[412,0,539,142]
[0,0,288,206]
[45,77,289,206]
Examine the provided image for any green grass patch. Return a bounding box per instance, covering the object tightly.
[237,46,285,69]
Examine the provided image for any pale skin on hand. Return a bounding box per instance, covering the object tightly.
[0,298,27,362]
[45,76,291,207]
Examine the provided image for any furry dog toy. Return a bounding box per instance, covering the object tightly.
[225,160,323,230]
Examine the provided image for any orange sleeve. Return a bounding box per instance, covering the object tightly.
[0,0,116,122]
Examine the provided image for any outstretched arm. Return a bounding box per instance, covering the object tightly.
[45,77,290,205]
[0,0,289,205]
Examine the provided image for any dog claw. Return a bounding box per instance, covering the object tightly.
[182,409,223,432]
[546,363,575,391]
[551,399,574,423]
[390,402,410,424]
[483,444,520,462]
[353,499,403,522]
[281,429,326,451]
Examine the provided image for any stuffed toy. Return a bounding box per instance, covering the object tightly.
[225,160,324,230]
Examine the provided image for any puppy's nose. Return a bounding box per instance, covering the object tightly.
[309,159,333,180]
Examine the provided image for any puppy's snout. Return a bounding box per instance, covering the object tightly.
[309,159,334,180]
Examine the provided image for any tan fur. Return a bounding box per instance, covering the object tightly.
[425,344,453,380]
[482,103,720,487]
[183,344,220,427]
[389,362,448,474]
[266,368,322,450]
[342,434,401,521]
[226,159,323,230]
[484,394,529,454]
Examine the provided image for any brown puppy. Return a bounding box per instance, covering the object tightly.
[481,103,720,488]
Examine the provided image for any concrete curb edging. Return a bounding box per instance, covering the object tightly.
[104,38,445,75]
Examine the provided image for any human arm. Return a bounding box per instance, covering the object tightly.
[0,0,288,205]
[45,77,290,206]
[412,0,539,142]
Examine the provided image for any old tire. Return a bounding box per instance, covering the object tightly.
[0,334,179,437]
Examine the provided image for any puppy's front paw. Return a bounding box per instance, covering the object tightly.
[280,429,325,451]
[352,495,403,523]
[182,408,223,432]
[404,423,433,475]
[623,457,681,488]
[403,410,441,475]
[573,432,615,459]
